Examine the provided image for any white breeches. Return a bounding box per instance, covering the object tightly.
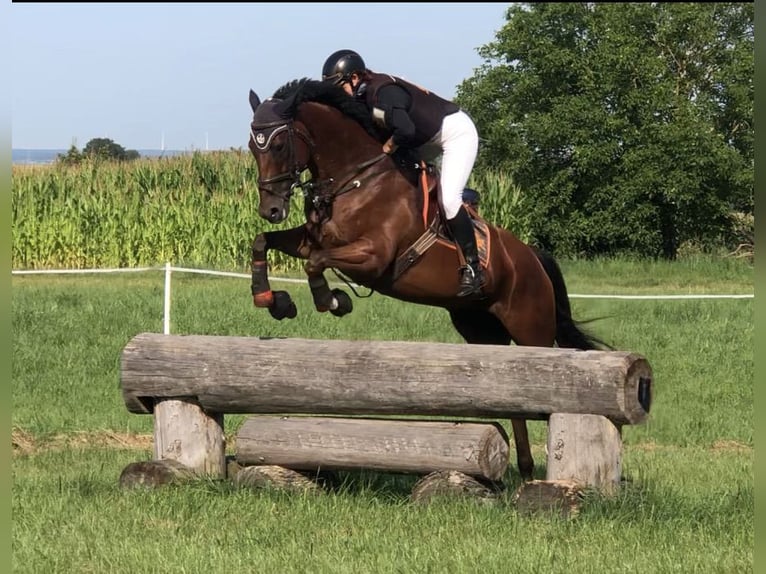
[417,110,479,220]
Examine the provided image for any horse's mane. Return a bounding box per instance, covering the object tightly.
[272,78,386,142]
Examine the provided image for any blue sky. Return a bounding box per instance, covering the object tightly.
[11,3,510,151]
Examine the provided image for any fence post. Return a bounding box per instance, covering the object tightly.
[163,262,172,335]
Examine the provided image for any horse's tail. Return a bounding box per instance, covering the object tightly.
[531,246,613,351]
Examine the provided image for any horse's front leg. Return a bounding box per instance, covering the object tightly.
[307,273,353,317]
[251,226,311,320]
[304,237,393,318]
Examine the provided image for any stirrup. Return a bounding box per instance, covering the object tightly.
[457,265,484,297]
[459,265,476,279]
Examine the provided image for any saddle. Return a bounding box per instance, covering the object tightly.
[391,157,490,283]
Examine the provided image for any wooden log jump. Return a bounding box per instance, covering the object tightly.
[119,332,653,504]
[121,333,651,423]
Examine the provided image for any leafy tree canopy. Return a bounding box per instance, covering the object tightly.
[456,2,753,258]
[83,138,140,161]
[58,138,141,165]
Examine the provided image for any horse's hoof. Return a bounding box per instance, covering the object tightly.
[330,289,353,317]
[268,291,297,320]
[519,468,534,482]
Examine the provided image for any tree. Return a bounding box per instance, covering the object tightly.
[83,138,127,161]
[457,3,753,258]
[56,144,84,166]
[56,139,141,165]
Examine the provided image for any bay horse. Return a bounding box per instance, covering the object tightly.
[247,78,610,481]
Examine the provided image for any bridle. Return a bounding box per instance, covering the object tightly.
[250,115,390,211]
[249,118,315,201]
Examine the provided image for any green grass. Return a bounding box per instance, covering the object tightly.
[12,258,753,572]
[12,448,751,573]
[559,255,754,293]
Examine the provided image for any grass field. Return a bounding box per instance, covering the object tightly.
[12,257,753,573]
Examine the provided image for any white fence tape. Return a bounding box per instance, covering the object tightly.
[11,264,754,299]
[12,264,753,335]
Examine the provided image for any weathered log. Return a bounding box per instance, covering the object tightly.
[546,413,622,493]
[410,470,503,505]
[153,398,226,478]
[119,459,195,489]
[234,465,324,494]
[512,479,586,518]
[235,416,510,481]
[121,333,652,424]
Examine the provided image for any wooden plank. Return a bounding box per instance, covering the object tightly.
[235,416,510,481]
[121,333,652,424]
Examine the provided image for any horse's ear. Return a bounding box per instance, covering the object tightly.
[249,90,261,113]
[275,90,298,119]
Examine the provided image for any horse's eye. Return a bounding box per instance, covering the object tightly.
[273,140,285,152]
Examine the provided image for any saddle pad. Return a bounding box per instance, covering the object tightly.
[472,217,490,270]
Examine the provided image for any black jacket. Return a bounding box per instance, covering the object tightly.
[358,72,459,148]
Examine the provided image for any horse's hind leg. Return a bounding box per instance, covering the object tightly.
[508,421,533,482]
[448,309,511,346]
[448,309,534,481]
[482,302,558,482]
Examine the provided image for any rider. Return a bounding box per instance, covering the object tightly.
[321,49,484,298]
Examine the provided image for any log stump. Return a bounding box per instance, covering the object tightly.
[546,413,622,493]
[153,398,226,478]
[511,479,585,518]
[410,470,503,505]
[119,459,195,489]
[234,465,324,494]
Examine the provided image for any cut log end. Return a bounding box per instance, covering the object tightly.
[638,376,652,414]
[410,470,504,505]
[478,423,510,481]
[119,459,195,489]
[234,465,325,495]
[511,479,585,518]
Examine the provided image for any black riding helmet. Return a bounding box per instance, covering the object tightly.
[322,49,366,85]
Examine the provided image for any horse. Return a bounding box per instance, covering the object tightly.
[247,78,611,481]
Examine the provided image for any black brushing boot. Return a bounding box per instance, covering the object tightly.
[446,205,485,297]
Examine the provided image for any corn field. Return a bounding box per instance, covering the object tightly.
[12,151,530,271]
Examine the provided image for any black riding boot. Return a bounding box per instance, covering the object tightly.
[447,205,485,297]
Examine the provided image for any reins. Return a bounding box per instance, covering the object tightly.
[304,152,390,210]
[329,268,375,299]
[305,152,392,299]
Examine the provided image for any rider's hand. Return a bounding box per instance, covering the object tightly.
[383,137,398,155]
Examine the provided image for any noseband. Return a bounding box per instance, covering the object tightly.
[250,118,315,200]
